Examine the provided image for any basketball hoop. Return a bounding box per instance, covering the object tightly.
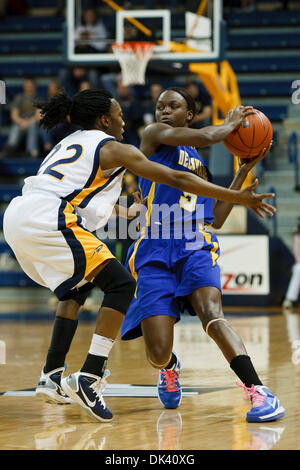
[112,41,155,86]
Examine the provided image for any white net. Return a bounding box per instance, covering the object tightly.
[112,42,155,86]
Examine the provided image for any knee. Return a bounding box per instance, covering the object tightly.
[194,299,223,332]
[93,259,136,314]
[146,343,172,369]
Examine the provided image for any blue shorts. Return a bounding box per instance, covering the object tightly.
[121,234,221,340]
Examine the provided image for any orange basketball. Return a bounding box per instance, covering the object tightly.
[224,109,273,159]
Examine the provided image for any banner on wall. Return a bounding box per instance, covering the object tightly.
[217,235,269,295]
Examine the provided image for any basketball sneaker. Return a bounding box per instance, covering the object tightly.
[60,371,113,422]
[158,354,181,409]
[237,382,286,423]
[246,423,285,450]
[35,365,73,405]
[157,411,182,450]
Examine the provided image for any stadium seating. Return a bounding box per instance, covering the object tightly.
[225,9,300,26]
[0,4,299,286]
[0,15,64,32]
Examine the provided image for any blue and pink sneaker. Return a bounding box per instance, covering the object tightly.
[158,354,181,409]
[238,383,285,423]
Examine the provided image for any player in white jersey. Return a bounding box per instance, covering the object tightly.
[3,89,276,422]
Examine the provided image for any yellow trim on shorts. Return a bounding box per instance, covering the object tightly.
[198,223,219,267]
[128,231,145,299]
[146,182,156,227]
[128,184,155,297]
[63,202,115,278]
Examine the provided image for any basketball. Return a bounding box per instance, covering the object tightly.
[224,109,273,159]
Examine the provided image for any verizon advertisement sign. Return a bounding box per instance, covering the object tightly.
[218,235,269,295]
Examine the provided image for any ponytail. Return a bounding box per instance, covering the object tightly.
[37,88,114,131]
[38,92,73,130]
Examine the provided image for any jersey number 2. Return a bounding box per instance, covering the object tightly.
[38,144,83,181]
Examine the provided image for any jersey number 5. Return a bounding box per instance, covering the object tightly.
[38,144,83,181]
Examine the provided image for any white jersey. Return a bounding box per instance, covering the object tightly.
[3,129,124,298]
[23,129,125,232]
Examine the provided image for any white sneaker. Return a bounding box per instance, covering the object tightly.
[36,365,73,405]
[282,299,293,309]
[61,371,113,422]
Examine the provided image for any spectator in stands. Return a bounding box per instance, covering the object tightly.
[116,81,144,147]
[79,80,92,92]
[224,0,256,11]
[282,220,300,309]
[0,0,8,19]
[142,83,163,126]
[2,77,40,158]
[115,171,139,265]
[39,79,64,153]
[101,72,121,97]
[38,79,81,153]
[4,0,28,15]
[185,79,212,129]
[137,83,163,140]
[59,66,99,96]
[281,0,290,9]
[75,8,108,53]
[184,79,212,161]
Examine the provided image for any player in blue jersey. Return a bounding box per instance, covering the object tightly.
[121,87,285,423]
[5,88,272,423]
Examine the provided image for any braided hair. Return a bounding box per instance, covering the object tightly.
[38,88,114,130]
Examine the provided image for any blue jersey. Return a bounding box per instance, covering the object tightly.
[120,144,221,341]
[138,144,214,238]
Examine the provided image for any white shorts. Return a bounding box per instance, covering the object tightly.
[3,191,115,300]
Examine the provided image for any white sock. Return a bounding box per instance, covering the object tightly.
[88,334,114,357]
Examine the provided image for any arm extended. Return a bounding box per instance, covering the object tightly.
[143,106,253,148]
[100,141,276,217]
[212,167,251,229]
[212,146,275,228]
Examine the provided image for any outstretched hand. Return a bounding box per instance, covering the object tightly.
[224,105,254,130]
[239,142,273,172]
[128,191,148,220]
[238,178,276,219]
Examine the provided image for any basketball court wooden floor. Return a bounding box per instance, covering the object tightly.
[1,294,300,451]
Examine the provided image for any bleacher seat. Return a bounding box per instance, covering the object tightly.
[0,159,41,177]
[0,271,38,287]
[237,80,293,97]
[0,185,22,202]
[1,62,62,77]
[226,10,300,27]
[229,56,300,73]
[0,16,64,32]
[26,0,58,7]
[0,5,298,289]
[227,32,300,50]
[251,105,288,121]
[0,38,62,55]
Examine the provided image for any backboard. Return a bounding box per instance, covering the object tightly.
[65,0,224,65]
